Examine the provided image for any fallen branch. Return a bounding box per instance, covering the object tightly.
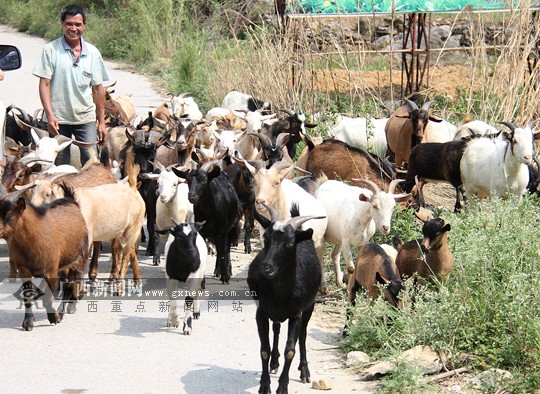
[426,367,470,383]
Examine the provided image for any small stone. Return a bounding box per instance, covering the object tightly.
[312,379,333,390]
[346,351,370,366]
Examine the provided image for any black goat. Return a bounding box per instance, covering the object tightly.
[248,132,292,168]
[173,160,241,284]
[120,128,167,260]
[261,109,316,159]
[402,140,467,212]
[248,204,322,394]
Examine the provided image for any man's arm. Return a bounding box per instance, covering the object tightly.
[38,77,59,135]
[92,83,107,143]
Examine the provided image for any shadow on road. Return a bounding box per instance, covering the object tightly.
[181,364,259,394]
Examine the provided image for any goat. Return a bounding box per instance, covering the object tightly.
[155,120,199,167]
[0,185,89,331]
[302,137,398,191]
[261,108,316,159]
[329,116,389,156]
[157,220,207,335]
[453,120,499,141]
[248,204,322,394]
[169,93,203,120]
[119,128,167,258]
[145,166,193,265]
[424,118,458,143]
[527,158,540,196]
[395,217,453,285]
[172,160,242,284]
[385,99,442,168]
[221,90,272,112]
[249,132,292,167]
[402,140,467,212]
[460,121,539,201]
[236,158,329,293]
[315,178,409,286]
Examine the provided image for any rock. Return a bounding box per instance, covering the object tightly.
[363,361,394,380]
[398,345,442,375]
[312,379,333,390]
[346,351,370,366]
[430,25,452,48]
[468,368,513,391]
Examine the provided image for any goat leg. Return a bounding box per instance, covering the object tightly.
[256,308,272,394]
[298,304,314,383]
[21,280,36,331]
[276,316,302,394]
[270,321,281,373]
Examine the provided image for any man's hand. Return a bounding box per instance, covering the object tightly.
[97,122,107,144]
[47,113,59,136]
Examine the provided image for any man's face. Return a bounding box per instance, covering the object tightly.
[62,14,85,43]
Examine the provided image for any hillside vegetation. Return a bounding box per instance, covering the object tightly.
[2,1,540,391]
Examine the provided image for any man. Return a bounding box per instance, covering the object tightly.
[33,4,110,166]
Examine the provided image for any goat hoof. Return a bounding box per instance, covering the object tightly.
[47,312,62,325]
[22,317,35,331]
[193,312,200,320]
[258,383,271,394]
[66,303,77,314]
[276,384,288,394]
[271,367,279,374]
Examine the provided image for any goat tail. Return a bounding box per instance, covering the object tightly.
[124,147,140,189]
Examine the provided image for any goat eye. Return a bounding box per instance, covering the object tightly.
[286,241,294,248]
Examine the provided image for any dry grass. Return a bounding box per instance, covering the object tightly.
[210,5,540,123]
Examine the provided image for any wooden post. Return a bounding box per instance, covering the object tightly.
[401,13,431,97]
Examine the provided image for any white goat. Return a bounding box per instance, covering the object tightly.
[454,120,499,140]
[425,119,458,143]
[221,90,271,112]
[460,121,538,201]
[328,116,389,156]
[237,159,329,293]
[170,93,203,120]
[146,168,194,265]
[315,178,410,286]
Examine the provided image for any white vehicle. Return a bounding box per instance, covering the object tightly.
[0,45,22,162]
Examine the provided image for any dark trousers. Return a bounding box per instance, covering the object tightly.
[55,122,98,166]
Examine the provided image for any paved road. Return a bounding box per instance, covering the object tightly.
[0,25,376,393]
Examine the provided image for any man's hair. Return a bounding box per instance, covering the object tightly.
[61,4,86,24]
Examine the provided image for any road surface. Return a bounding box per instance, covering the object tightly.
[0,24,376,393]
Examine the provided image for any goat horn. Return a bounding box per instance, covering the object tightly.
[294,166,312,176]
[421,100,434,111]
[497,121,518,132]
[248,132,272,148]
[261,202,280,223]
[171,218,182,227]
[275,132,290,148]
[13,114,34,133]
[403,99,419,111]
[388,178,403,194]
[54,135,74,145]
[71,139,97,148]
[352,178,380,194]
[279,108,295,116]
[4,184,36,203]
[287,215,326,231]
[527,119,540,131]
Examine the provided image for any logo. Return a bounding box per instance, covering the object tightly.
[13,281,45,304]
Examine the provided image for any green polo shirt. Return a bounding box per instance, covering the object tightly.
[32,36,110,124]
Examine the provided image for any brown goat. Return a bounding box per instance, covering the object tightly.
[0,185,89,331]
[348,243,404,308]
[385,99,441,168]
[394,218,453,285]
[301,137,398,191]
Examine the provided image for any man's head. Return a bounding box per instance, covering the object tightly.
[61,5,86,44]
[61,4,86,24]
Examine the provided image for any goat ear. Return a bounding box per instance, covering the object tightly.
[207,165,221,180]
[254,209,271,229]
[125,128,135,144]
[172,166,189,179]
[358,191,371,202]
[376,272,388,286]
[15,197,26,213]
[443,223,451,232]
[395,113,412,119]
[194,220,206,232]
[295,228,314,243]
[428,115,443,123]
[56,140,73,153]
[304,122,317,128]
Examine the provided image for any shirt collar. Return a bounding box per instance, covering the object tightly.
[61,36,89,56]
